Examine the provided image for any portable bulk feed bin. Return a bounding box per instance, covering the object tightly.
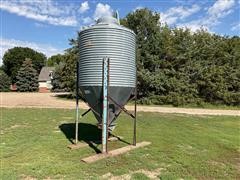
[78,16,136,131]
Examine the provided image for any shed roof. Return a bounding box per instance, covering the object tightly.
[38,67,55,82]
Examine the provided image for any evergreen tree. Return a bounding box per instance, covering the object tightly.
[51,62,65,91]
[52,53,77,92]
[0,70,11,92]
[16,58,39,92]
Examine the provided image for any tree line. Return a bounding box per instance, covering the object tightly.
[1,8,239,106]
[121,9,240,106]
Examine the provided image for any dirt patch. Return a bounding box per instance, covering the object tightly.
[208,160,226,169]
[20,175,37,180]
[10,124,28,129]
[101,168,164,180]
[1,92,240,116]
[177,144,196,155]
[234,158,240,171]
[2,124,29,134]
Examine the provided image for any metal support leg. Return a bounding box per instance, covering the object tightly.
[133,87,137,146]
[75,61,80,144]
[102,57,109,153]
[133,68,137,146]
[75,105,79,145]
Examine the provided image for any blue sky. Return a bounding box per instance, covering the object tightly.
[0,0,239,65]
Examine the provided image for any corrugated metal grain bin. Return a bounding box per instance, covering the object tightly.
[78,16,136,130]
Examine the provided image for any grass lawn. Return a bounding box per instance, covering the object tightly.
[1,108,239,179]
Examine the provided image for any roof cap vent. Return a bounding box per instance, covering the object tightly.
[97,16,119,25]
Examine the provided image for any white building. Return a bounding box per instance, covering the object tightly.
[38,67,55,93]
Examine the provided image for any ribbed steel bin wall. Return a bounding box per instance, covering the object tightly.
[79,23,136,87]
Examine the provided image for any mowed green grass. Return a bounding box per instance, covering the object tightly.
[1,108,239,179]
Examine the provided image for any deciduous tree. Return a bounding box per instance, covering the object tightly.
[2,47,46,83]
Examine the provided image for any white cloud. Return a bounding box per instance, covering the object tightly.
[82,17,93,24]
[94,3,113,20]
[0,0,78,26]
[231,23,240,31]
[79,1,89,13]
[177,0,235,32]
[161,4,201,25]
[208,0,235,17]
[0,38,64,65]
[206,0,235,26]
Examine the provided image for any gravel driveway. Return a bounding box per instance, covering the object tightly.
[1,92,239,116]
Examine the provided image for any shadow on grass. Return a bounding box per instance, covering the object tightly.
[59,122,102,153]
[59,122,131,153]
